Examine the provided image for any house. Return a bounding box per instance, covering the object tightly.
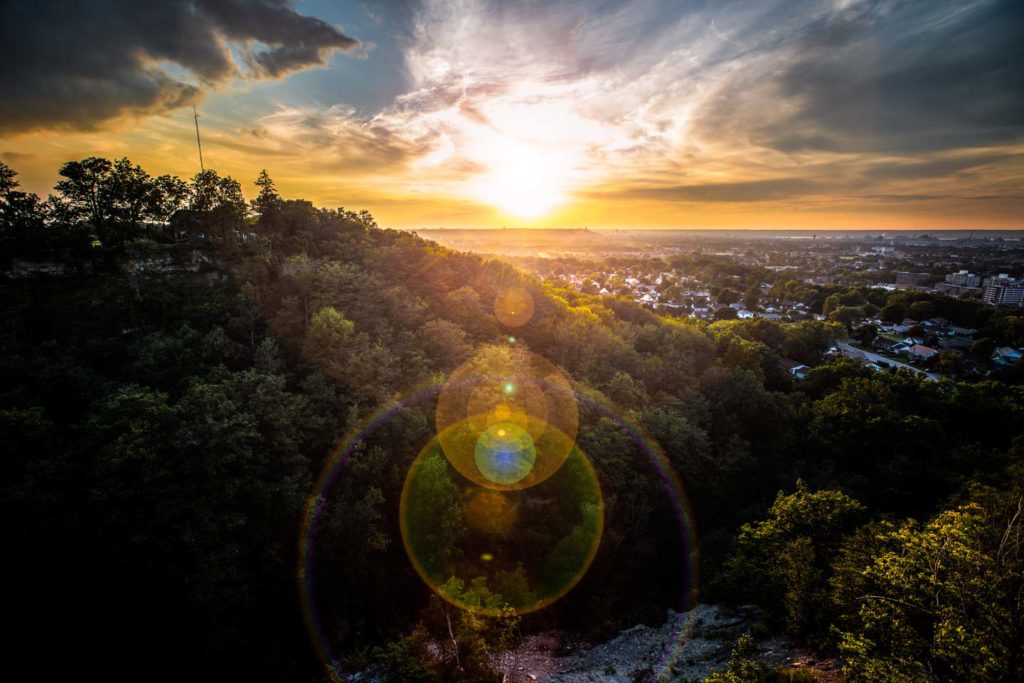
[874,337,902,353]
[902,337,925,346]
[908,344,939,360]
[993,347,1023,365]
[737,309,755,319]
[780,358,810,379]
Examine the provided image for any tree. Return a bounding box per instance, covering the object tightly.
[881,303,906,324]
[853,323,878,345]
[0,160,15,195]
[743,285,761,311]
[836,501,1022,682]
[783,320,844,366]
[103,157,158,227]
[724,482,865,640]
[443,286,496,339]
[54,156,113,226]
[829,305,864,330]
[252,169,281,228]
[704,634,779,683]
[189,169,247,244]
[417,319,473,368]
[716,306,739,321]
[970,337,997,359]
[717,288,741,306]
[303,306,355,365]
[936,349,963,376]
[0,161,43,254]
[154,174,190,220]
[907,300,935,322]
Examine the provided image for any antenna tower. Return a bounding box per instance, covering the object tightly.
[193,105,205,171]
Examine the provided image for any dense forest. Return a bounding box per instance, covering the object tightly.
[2,158,1022,682]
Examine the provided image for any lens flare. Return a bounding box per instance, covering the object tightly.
[475,422,536,484]
[401,439,603,616]
[298,380,699,683]
[465,488,518,535]
[493,286,535,327]
[437,346,578,490]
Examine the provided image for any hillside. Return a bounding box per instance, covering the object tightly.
[2,159,1022,682]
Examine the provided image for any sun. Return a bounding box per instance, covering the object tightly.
[471,141,568,220]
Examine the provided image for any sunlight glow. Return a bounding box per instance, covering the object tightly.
[470,140,568,219]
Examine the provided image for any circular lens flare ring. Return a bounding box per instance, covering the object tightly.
[437,346,578,490]
[493,286,535,328]
[475,422,536,485]
[299,380,699,682]
[400,438,604,616]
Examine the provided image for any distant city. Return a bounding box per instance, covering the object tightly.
[418,228,1024,381]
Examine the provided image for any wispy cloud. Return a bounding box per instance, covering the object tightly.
[240,0,1021,223]
[2,0,1021,228]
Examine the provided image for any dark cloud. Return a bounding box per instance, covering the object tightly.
[1,151,36,162]
[611,178,820,203]
[693,0,1024,155]
[0,0,360,135]
[864,154,1020,182]
[759,0,1024,153]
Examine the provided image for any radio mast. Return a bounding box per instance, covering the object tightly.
[193,105,205,171]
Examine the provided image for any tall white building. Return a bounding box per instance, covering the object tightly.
[982,274,1024,307]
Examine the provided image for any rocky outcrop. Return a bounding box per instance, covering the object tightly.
[496,604,828,682]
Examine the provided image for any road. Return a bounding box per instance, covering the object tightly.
[835,340,941,381]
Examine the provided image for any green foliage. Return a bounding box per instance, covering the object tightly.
[416,578,521,682]
[705,634,764,682]
[724,482,865,639]
[852,322,878,344]
[405,451,466,575]
[371,632,434,682]
[703,634,811,682]
[716,306,739,320]
[4,155,1023,681]
[781,320,844,365]
[835,499,1023,682]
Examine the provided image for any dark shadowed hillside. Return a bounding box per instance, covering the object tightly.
[2,159,1022,681]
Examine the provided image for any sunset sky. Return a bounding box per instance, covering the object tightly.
[1,0,1022,229]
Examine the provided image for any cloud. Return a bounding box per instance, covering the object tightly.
[863,153,1020,181]
[9,0,1018,227]
[230,0,1019,221]
[1,151,36,162]
[241,104,429,173]
[698,0,1024,154]
[0,0,360,135]
[609,178,822,203]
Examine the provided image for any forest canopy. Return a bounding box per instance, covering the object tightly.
[2,158,1021,681]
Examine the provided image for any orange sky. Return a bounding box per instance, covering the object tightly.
[2,1,1022,230]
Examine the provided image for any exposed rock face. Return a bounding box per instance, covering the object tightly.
[497,604,786,682]
[358,604,839,682]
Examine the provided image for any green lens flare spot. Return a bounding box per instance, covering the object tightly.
[400,441,604,616]
[475,423,535,485]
